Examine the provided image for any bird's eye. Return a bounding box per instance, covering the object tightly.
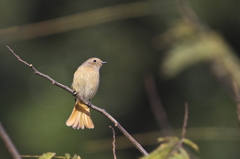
[93,59,97,62]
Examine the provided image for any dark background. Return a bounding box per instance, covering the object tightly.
[1,0,240,159]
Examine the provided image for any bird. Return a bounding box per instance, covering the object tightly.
[66,57,106,129]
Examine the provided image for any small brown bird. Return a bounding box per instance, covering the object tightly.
[66,57,106,129]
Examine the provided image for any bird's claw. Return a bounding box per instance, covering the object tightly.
[87,100,92,107]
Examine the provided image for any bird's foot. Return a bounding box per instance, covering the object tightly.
[87,100,92,107]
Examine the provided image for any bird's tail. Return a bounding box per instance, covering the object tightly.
[66,100,94,129]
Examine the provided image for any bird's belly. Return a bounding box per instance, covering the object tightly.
[76,81,99,100]
[83,85,98,99]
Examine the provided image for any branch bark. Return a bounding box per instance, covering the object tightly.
[0,122,21,159]
[109,126,117,159]
[0,1,155,44]
[143,73,174,136]
[6,45,148,156]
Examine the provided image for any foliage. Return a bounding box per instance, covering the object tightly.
[141,137,198,159]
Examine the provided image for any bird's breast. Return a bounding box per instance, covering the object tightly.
[72,66,100,100]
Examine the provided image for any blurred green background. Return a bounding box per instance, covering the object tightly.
[1,0,240,159]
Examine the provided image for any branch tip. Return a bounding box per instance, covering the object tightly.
[109,125,117,159]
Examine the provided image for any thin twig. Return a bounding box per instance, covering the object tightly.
[21,155,66,158]
[0,1,159,44]
[143,73,174,136]
[20,155,41,158]
[6,45,148,156]
[0,122,21,159]
[168,103,189,158]
[181,102,189,139]
[109,126,117,159]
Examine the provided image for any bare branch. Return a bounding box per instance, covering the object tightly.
[181,102,189,139]
[168,103,189,158]
[0,1,157,44]
[20,155,41,158]
[143,73,174,136]
[0,122,21,159]
[6,46,148,156]
[109,126,117,159]
[21,154,66,158]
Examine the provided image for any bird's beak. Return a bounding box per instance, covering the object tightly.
[102,61,107,64]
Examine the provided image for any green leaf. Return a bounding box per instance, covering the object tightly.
[183,138,199,152]
[140,137,198,159]
[72,154,81,159]
[161,20,240,87]
[169,147,189,159]
[64,153,71,159]
[38,152,56,159]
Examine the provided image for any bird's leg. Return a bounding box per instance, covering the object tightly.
[87,99,92,107]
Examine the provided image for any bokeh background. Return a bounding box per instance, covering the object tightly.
[1,0,240,159]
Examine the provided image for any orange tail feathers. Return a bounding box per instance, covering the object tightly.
[66,100,94,129]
